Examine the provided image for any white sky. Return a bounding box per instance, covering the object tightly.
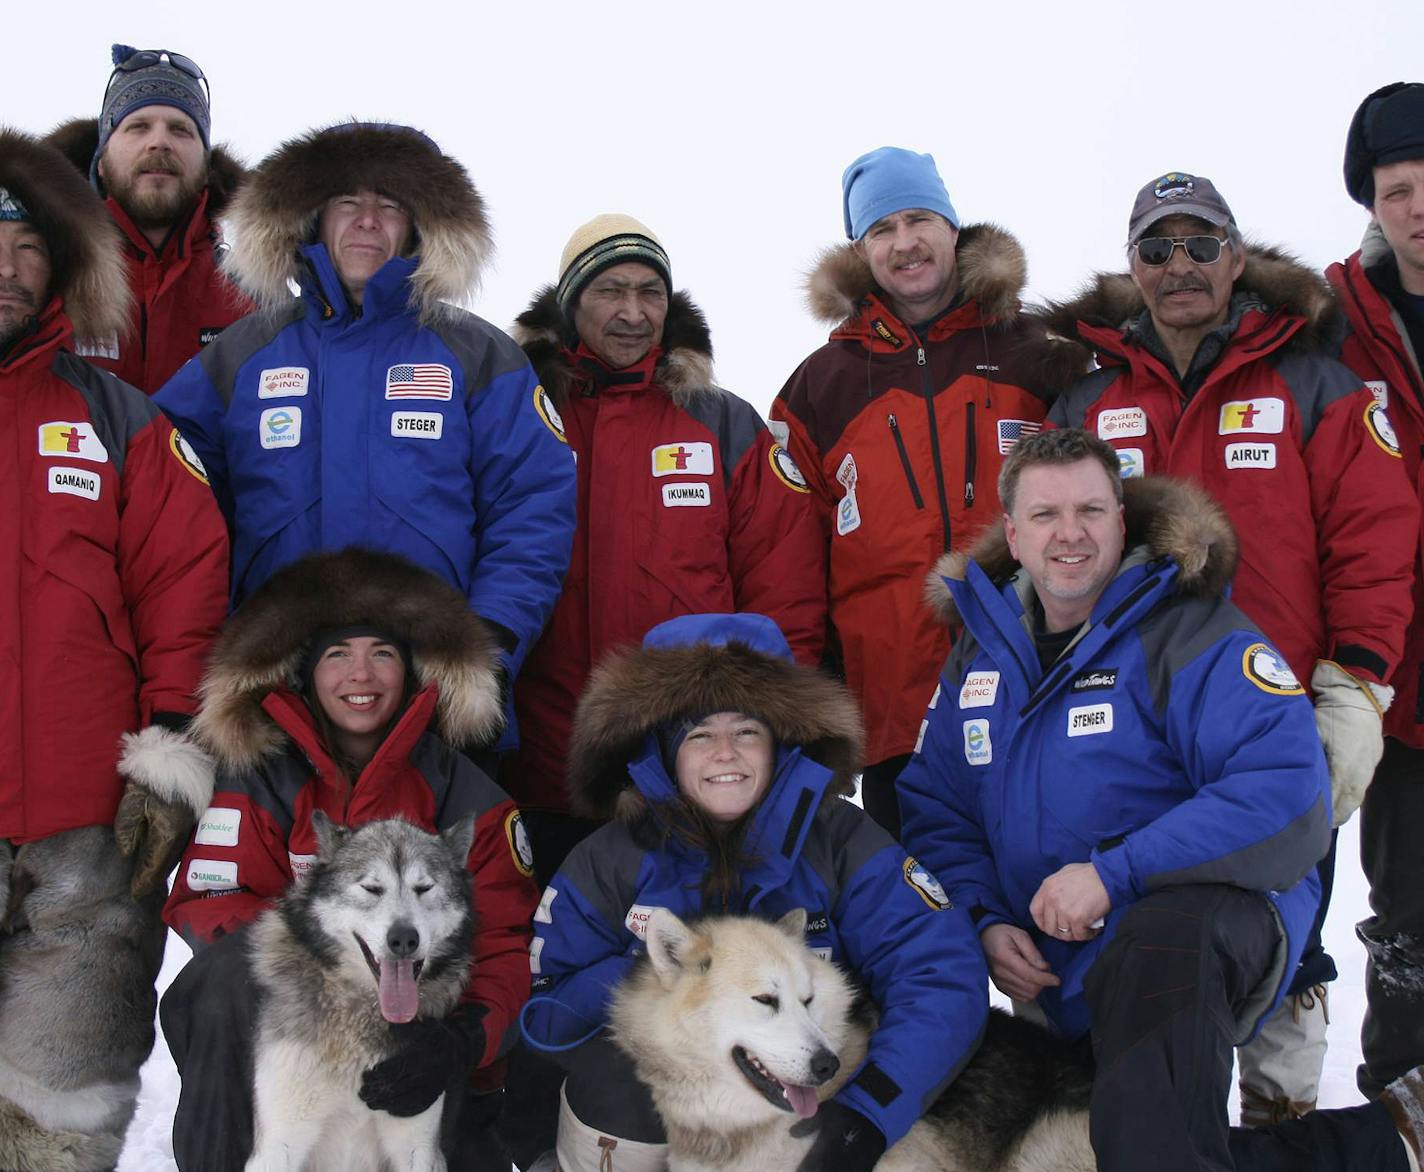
[11,0,1424,415]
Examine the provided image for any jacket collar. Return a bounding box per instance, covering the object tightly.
[0,298,71,372]
[106,188,214,263]
[297,243,419,325]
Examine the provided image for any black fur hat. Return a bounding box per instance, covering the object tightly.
[1345,82,1424,206]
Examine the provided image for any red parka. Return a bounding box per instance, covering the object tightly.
[509,290,827,812]
[1047,245,1418,693]
[1328,227,1424,746]
[772,225,1067,766]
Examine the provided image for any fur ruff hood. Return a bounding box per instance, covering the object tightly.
[925,476,1239,627]
[0,128,132,345]
[43,117,248,217]
[512,285,714,406]
[568,639,864,822]
[1032,243,1342,383]
[194,548,503,769]
[806,222,1026,326]
[224,122,492,325]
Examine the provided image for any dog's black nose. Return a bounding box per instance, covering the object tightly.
[386,920,421,958]
[809,1048,840,1084]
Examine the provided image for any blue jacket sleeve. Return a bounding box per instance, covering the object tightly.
[828,808,989,1148]
[465,363,575,680]
[1090,629,1331,909]
[897,683,1016,930]
[154,355,235,526]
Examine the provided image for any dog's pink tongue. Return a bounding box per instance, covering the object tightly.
[785,1084,820,1119]
[378,959,419,1023]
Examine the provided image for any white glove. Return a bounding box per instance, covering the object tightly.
[1311,660,1392,828]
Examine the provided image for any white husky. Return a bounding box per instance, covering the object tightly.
[609,909,1094,1172]
[244,813,476,1172]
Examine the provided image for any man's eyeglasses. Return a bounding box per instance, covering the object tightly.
[105,50,210,104]
[1133,235,1231,267]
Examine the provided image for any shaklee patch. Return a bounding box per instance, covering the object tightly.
[194,806,241,847]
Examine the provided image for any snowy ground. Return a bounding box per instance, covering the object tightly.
[118,817,1378,1170]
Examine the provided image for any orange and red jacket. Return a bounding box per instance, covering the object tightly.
[77,190,252,394]
[1050,294,1418,695]
[773,279,1056,767]
[1328,239,1424,745]
[0,299,229,840]
[511,333,827,813]
[163,684,539,1073]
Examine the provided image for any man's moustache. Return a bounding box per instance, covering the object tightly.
[0,282,36,307]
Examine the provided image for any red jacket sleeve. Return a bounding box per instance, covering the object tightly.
[1307,386,1419,683]
[118,414,229,722]
[771,388,836,537]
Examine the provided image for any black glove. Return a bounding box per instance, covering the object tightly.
[794,1100,886,1172]
[358,1012,484,1118]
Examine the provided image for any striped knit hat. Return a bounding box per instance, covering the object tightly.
[555,214,671,317]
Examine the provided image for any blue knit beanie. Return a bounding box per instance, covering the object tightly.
[842,147,959,241]
[92,45,211,184]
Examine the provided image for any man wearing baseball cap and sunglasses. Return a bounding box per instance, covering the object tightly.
[1041,170,1419,1128]
[43,44,252,393]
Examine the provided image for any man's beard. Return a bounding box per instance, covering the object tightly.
[106,156,206,233]
[0,285,39,350]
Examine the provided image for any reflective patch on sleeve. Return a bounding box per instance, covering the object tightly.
[505,809,535,878]
[169,429,210,484]
[534,886,558,924]
[1241,642,1305,695]
[529,936,545,975]
[903,858,952,910]
[533,385,567,444]
[1364,400,1402,458]
[768,444,810,493]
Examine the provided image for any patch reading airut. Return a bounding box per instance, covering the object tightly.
[903,858,952,910]
[1241,642,1305,695]
[1224,442,1276,469]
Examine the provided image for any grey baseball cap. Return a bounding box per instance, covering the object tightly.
[1128,172,1235,243]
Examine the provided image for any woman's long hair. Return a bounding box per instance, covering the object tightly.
[644,797,763,914]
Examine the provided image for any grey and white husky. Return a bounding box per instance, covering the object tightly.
[610,909,1095,1172]
[244,812,476,1172]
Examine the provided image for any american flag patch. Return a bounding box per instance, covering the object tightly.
[997,419,1041,454]
[386,364,453,400]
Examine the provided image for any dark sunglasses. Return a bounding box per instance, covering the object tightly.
[105,50,210,103]
[1133,235,1231,267]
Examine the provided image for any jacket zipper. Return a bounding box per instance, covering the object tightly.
[964,401,977,508]
[887,414,925,509]
[919,346,953,550]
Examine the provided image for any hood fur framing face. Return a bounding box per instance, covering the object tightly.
[805,222,1027,326]
[924,476,1239,626]
[512,285,714,406]
[567,641,864,821]
[1030,242,1343,383]
[0,128,133,345]
[193,548,503,769]
[43,117,249,217]
[223,122,492,324]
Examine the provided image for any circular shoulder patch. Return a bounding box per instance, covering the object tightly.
[1364,400,1402,458]
[1241,642,1305,696]
[505,809,535,878]
[903,857,952,910]
[768,443,809,493]
[533,385,567,444]
[169,428,209,485]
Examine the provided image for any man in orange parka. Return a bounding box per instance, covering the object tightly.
[44,44,252,393]
[772,147,1068,836]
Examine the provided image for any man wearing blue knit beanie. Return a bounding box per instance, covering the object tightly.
[772,147,1076,838]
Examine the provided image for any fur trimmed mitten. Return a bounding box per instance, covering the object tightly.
[114,724,216,898]
[1312,660,1393,828]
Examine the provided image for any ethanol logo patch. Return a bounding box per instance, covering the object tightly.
[963,718,992,766]
[259,407,302,449]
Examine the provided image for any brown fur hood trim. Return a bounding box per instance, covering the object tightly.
[224,122,492,324]
[194,548,503,769]
[0,127,132,345]
[925,476,1239,626]
[42,117,249,216]
[567,641,864,821]
[806,222,1026,326]
[512,285,714,406]
[1032,242,1342,364]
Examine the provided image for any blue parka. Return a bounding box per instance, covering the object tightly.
[899,477,1330,1042]
[525,613,989,1148]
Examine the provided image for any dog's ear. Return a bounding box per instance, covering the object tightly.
[442,814,477,867]
[645,909,709,987]
[774,908,808,939]
[311,810,347,859]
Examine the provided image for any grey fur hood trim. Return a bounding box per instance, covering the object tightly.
[0,128,132,345]
[224,122,492,325]
[806,222,1026,326]
[924,476,1239,626]
[512,285,714,406]
[194,548,503,769]
[1032,242,1342,364]
[567,641,864,821]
